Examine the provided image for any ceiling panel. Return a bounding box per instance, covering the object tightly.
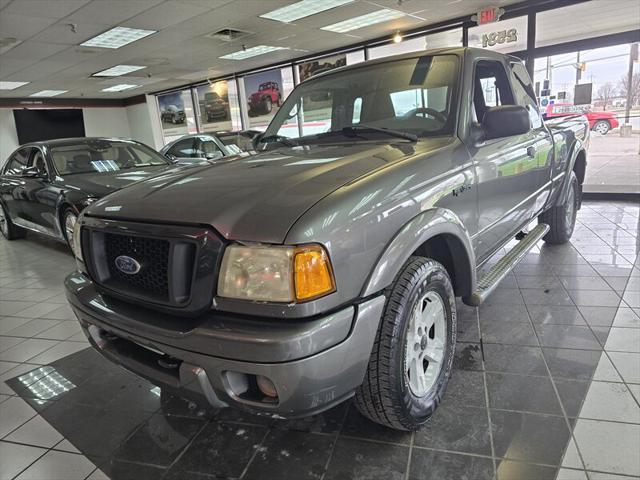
[122,0,213,30]
[2,41,69,61]
[3,0,91,18]
[66,0,165,24]
[29,20,113,45]
[0,12,58,39]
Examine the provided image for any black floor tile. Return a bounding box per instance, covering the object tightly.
[457,319,480,343]
[554,379,590,417]
[495,459,558,480]
[487,373,563,415]
[413,404,491,456]
[341,406,412,445]
[168,421,267,478]
[480,320,539,346]
[534,325,601,349]
[156,392,220,420]
[243,429,335,480]
[98,459,166,480]
[408,449,494,480]
[113,413,205,466]
[542,348,602,381]
[454,342,483,371]
[445,370,486,408]
[482,344,547,376]
[478,304,530,323]
[491,410,570,465]
[324,437,409,480]
[527,305,586,325]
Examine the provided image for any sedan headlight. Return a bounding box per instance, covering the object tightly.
[218,244,336,303]
[72,219,83,261]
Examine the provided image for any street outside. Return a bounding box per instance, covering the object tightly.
[584,129,640,194]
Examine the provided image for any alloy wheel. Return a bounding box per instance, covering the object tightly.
[65,213,77,253]
[0,206,7,237]
[404,290,446,397]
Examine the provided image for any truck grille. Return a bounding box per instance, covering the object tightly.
[104,233,170,299]
[80,218,224,315]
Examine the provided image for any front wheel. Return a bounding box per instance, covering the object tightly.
[0,203,25,240]
[539,171,580,244]
[592,120,611,135]
[354,256,457,431]
[263,97,272,114]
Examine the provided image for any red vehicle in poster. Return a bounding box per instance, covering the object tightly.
[544,103,619,135]
[248,81,281,116]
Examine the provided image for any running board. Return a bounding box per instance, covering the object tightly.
[465,223,549,306]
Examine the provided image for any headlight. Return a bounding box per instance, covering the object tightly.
[72,220,83,261]
[218,244,335,303]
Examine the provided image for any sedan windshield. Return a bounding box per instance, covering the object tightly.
[263,55,459,144]
[50,140,169,175]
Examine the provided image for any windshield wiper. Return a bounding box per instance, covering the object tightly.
[342,125,418,142]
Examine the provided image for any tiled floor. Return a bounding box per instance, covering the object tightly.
[0,200,638,480]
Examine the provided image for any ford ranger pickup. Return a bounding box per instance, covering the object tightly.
[66,47,589,431]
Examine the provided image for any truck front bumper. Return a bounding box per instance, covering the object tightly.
[65,272,385,418]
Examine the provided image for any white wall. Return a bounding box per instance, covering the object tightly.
[0,109,20,161]
[0,101,161,160]
[83,107,131,138]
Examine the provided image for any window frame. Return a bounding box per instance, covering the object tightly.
[3,147,32,176]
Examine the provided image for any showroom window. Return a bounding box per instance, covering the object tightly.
[467,16,527,54]
[367,28,463,60]
[4,148,31,175]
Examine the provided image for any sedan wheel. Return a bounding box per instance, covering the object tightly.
[593,120,610,135]
[63,211,77,254]
[0,206,8,237]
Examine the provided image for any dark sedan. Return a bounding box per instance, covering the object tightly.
[0,137,173,254]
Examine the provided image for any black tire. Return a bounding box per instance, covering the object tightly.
[592,120,611,135]
[354,256,457,431]
[0,203,25,240]
[539,171,580,244]
[263,97,272,114]
[61,208,77,254]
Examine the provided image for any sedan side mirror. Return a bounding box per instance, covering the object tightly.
[482,105,531,140]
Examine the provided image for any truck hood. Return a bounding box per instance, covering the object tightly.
[87,139,449,243]
[60,165,173,198]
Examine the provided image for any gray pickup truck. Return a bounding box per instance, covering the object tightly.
[65,47,589,431]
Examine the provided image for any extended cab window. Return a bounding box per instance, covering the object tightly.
[510,62,542,129]
[473,60,515,122]
[4,148,31,175]
[167,138,197,158]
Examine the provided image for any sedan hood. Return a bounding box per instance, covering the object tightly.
[87,140,449,243]
[60,166,172,198]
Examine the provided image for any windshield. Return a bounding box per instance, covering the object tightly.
[50,140,169,175]
[264,55,459,143]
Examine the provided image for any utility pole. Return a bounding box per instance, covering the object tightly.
[576,51,582,84]
[624,43,638,124]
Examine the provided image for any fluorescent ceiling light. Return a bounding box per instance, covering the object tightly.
[101,84,139,92]
[321,9,405,33]
[260,0,354,23]
[30,90,68,97]
[220,45,287,60]
[93,65,147,77]
[81,26,156,49]
[0,81,29,90]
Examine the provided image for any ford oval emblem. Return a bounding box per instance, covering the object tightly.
[115,255,141,275]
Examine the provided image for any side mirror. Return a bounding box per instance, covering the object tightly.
[482,105,531,140]
[251,132,264,149]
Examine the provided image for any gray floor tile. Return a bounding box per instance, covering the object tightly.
[0,317,31,335]
[0,441,46,480]
[578,381,640,423]
[0,396,37,438]
[593,354,623,382]
[5,415,64,448]
[612,308,640,328]
[12,302,64,319]
[15,450,96,480]
[608,352,640,384]
[577,306,618,327]
[34,321,83,341]
[605,328,640,352]
[0,338,59,363]
[0,335,25,353]
[28,341,87,364]
[4,319,62,338]
[568,290,622,307]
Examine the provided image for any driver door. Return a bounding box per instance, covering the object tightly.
[17,147,60,236]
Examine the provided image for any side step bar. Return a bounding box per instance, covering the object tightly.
[465,223,549,306]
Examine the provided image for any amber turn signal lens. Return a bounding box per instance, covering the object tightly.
[294,246,336,302]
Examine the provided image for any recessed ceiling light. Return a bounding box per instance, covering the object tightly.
[80,27,156,49]
[101,84,139,92]
[93,65,147,77]
[321,9,405,33]
[260,0,354,23]
[0,81,29,90]
[30,90,68,97]
[220,45,287,60]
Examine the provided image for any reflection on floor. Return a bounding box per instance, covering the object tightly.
[0,200,639,480]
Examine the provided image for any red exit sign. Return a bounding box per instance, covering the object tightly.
[474,6,504,25]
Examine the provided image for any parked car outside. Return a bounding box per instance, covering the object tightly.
[0,138,174,255]
[161,133,248,164]
[544,103,619,134]
[203,92,229,121]
[66,48,589,431]
[248,81,281,116]
[161,105,186,124]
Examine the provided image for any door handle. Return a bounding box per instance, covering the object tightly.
[527,146,536,158]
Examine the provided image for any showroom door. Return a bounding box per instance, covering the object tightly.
[471,59,545,262]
